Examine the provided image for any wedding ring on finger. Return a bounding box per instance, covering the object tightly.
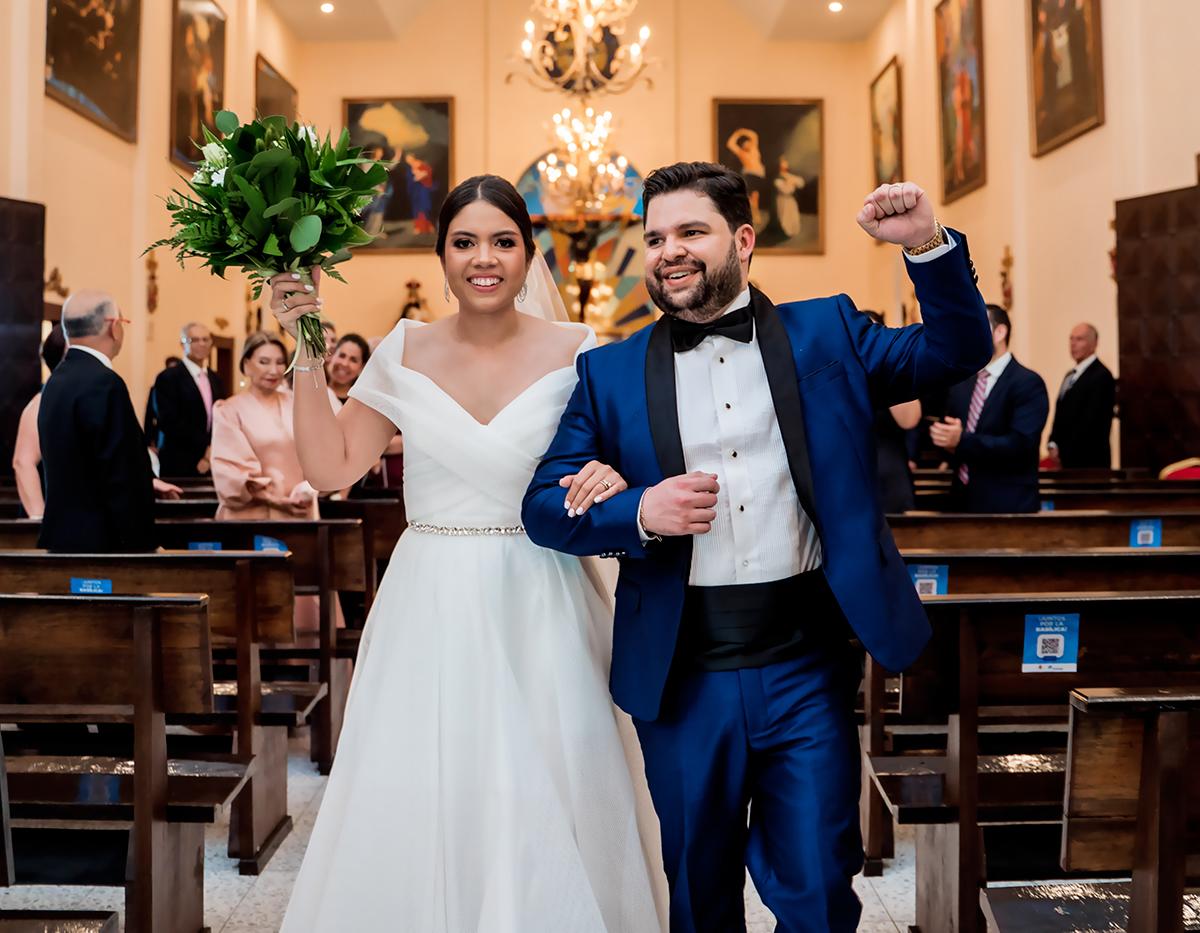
[282,296,291,310]
[599,480,613,491]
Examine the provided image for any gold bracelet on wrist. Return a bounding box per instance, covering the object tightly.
[903,221,946,257]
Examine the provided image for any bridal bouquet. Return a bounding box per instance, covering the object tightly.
[147,110,388,363]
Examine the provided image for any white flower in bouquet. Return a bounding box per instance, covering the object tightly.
[298,125,319,147]
[201,141,230,167]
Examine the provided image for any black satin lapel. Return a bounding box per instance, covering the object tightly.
[645,318,686,479]
[751,289,822,534]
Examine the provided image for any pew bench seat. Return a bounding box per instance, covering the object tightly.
[208,679,328,728]
[5,752,253,822]
[980,881,1200,932]
[870,752,1065,826]
[0,911,120,932]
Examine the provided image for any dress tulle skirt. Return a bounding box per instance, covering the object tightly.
[280,529,664,932]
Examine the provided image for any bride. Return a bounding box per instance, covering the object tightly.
[272,175,664,932]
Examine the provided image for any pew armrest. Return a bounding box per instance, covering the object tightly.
[1070,686,1200,714]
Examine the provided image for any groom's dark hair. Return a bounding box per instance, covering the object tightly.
[641,162,753,233]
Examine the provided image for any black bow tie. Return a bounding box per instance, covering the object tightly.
[669,304,754,353]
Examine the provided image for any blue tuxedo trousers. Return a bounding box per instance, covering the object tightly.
[633,639,864,933]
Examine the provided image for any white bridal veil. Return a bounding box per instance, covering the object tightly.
[515,249,571,323]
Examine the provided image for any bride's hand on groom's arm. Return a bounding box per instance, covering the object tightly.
[639,472,719,537]
[560,460,628,517]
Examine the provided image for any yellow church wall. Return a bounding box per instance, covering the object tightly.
[864,0,1200,459]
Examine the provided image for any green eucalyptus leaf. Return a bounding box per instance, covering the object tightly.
[263,196,300,218]
[215,110,240,135]
[249,147,290,175]
[290,214,323,252]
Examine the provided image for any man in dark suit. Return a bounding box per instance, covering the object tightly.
[1047,322,1116,468]
[152,322,226,478]
[933,303,1050,512]
[525,164,992,931]
[38,291,178,552]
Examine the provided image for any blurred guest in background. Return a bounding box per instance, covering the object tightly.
[325,333,370,406]
[1046,322,1115,468]
[12,324,66,519]
[39,292,180,553]
[153,322,226,477]
[211,331,317,520]
[934,304,1049,512]
[863,311,921,512]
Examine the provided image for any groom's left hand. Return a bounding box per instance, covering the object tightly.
[856,182,937,250]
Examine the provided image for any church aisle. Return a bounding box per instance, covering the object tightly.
[0,737,914,931]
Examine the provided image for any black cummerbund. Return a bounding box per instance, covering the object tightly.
[681,569,842,671]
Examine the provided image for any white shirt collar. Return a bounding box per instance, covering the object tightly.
[984,350,1013,382]
[68,344,113,370]
[1072,353,1098,376]
[718,286,752,318]
[182,355,207,378]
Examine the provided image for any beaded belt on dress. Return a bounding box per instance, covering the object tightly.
[408,522,526,537]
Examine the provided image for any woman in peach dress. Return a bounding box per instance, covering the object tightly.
[212,331,318,521]
[211,331,340,640]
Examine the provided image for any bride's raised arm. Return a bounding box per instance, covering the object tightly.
[269,269,397,491]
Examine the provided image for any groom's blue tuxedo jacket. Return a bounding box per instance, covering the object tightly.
[523,234,992,721]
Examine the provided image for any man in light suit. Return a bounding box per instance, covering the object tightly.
[152,321,226,478]
[524,163,991,932]
[1047,322,1116,468]
[934,304,1050,512]
[39,292,179,552]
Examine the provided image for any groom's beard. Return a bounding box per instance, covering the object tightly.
[647,242,743,324]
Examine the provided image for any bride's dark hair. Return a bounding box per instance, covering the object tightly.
[434,174,535,261]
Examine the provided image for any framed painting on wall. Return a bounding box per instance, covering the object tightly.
[45,0,142,141]
[934,0,986,203]
[870,56,904,187]
[1027,0,1104,156]
[255,54,297,124]
[169,0,227,168]
[713,99,824,254]
[342,97,454,252]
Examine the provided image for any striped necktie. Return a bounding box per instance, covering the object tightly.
[957,369,990,485]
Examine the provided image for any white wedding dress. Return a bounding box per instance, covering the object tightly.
[281,319,664,933]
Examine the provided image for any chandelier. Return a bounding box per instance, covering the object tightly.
[516,0,653,99]
[537,107,630,214]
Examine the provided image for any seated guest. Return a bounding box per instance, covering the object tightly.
[211,331,317,519]
[932,304,1049,513]
[38,292,180,552]
[325,333,370,406]
[153,322,227,478]
[863,311,921,512]
[1046,322,1116,468]
[12,324,66,519]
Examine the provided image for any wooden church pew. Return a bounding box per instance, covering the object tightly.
[0,551,306,875]
[983,685,1200,932]
[0,593,250,933]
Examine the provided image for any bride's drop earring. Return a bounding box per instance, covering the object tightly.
[444,279,450,302]
[517,281,528,302]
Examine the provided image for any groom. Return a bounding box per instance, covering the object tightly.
[523,162,991,932]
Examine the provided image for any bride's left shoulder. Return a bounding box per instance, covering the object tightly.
[553,320,597,353]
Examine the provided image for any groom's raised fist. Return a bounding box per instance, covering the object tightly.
[641,471,719,537]
[855,182,936,250]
